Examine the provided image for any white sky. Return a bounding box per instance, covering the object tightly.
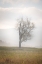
[0,0,42,47]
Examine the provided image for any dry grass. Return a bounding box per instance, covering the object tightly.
[0,47,42,64]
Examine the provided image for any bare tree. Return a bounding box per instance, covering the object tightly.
[17,18,34,48]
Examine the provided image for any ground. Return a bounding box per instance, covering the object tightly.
[0,47,42,64]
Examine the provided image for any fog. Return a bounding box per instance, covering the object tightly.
[0,0,42,48]
[0,26,42,48]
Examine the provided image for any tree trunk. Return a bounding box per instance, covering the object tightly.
[19,29,21,48]
[19,23,21,48]
[19,40,21,48]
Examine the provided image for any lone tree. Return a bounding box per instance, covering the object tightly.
[17,18,34,48]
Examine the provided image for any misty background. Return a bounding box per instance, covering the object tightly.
[0,0,42,48]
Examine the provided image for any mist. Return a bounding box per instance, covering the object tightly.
[0,25,42,48]
[0,0,42,48]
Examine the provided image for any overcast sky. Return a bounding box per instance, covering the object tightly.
[0,0,42,48]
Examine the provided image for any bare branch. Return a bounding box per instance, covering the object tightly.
[17,18,35,48]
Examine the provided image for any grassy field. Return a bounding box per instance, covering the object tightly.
[0,47,42,64]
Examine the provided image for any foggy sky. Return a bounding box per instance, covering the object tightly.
[0,0,42,48]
